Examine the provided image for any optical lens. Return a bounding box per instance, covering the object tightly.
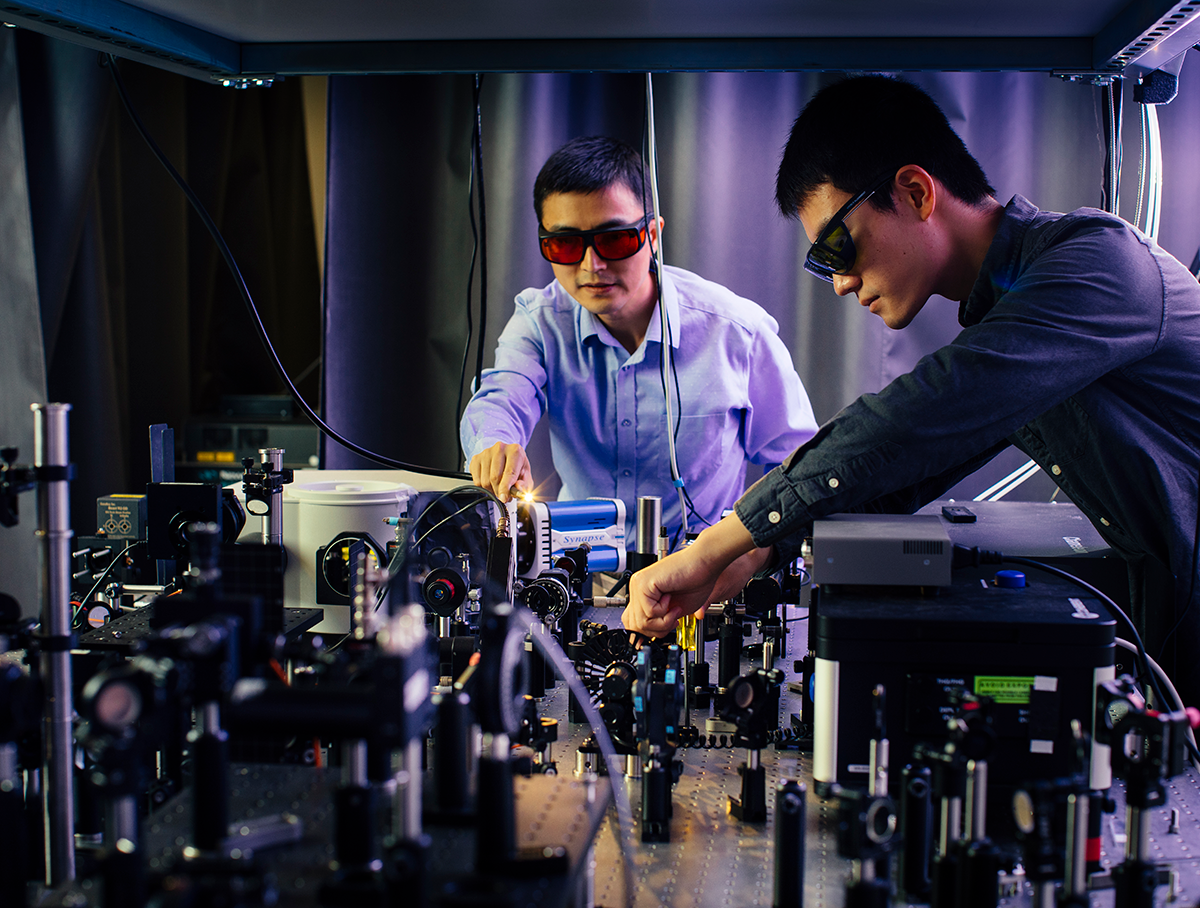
[541,235,585,264]
[592,227,643,260]
[805,225,855,281]
[822,224,852,256]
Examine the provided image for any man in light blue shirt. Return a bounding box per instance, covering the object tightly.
[460,136,817,542]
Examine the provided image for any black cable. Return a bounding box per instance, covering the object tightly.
[1003,554,1170,709]
[374,483,505,607]
[471,74,489,394]
[1100,79,1123,214]
[103,55,468,481]
[414,496,496,548]
[75,540,145,613]
[411,483,504,533]
[455,85,481,456]
[605,571,632,598]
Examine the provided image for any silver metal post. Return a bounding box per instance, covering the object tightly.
[0,742,17,789]
[1126,804,1149,861]
[965,758,987,840]
[378,605,428,842]
[1035,880,1057,908]
[259,448,284,546]
[200,701,221,736]
[635,497,662,556]
[344,739,368,788]
[938,796,962,854]
[393,738,422,841]
[34,403,76,884]
[869,739,889,798]
[111,794,138,849]
[1064,791,1089,898]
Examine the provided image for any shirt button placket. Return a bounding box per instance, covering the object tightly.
[616,365,633,502]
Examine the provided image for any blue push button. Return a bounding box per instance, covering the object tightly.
[995,570,1026,588]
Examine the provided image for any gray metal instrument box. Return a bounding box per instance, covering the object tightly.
[812,514,953,587]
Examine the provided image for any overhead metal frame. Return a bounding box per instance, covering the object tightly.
[0,0,1197,80]
[0,0,237,78]
[240,37,1094,77]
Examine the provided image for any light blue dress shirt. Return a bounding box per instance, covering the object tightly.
[461,265,818,543]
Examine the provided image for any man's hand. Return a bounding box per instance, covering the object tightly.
[468,441,533,502]
[621,514,770,637]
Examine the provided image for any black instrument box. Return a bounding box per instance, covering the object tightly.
[811,569,1116,802]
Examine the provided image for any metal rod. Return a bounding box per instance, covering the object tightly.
[0,742,16,783]
[33,403,76,884]
[398,738,422,841]
[259,448,284,546]
[344,739,369,788]
[1064,792,1089,898]
[869,738,889,799]
[111,794,138,848]
[938,796,961,855]
[1126,804,1148,861]
[636,497,662,555]
[969,758,988,840]
[1035,880,1057,908]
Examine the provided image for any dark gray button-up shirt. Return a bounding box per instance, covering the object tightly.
[737,196,1200,620]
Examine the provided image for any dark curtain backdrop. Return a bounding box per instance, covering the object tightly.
[0,30,45,616]
[325,68,1200,505]
[1,33,320,604]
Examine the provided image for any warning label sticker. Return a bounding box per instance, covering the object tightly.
[974,675,1036,704]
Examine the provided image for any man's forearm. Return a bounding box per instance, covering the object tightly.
[689,512,759,574]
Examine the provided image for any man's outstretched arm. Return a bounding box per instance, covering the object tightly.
[622,513,772,637]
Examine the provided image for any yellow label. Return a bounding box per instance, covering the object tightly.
[676,614,697,652]
[215,451,236,462]
[974,675,1036,704]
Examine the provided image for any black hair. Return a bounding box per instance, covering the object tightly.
[775,75,995,218]
[533,136,646,224]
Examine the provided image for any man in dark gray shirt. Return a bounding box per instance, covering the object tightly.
[623,75,1200,702]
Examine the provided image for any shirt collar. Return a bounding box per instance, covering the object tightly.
[573,266,681,352]
[960,195,1040,328]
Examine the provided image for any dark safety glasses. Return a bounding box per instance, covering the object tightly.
[804,174,894,282]
[538,215,649,265]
